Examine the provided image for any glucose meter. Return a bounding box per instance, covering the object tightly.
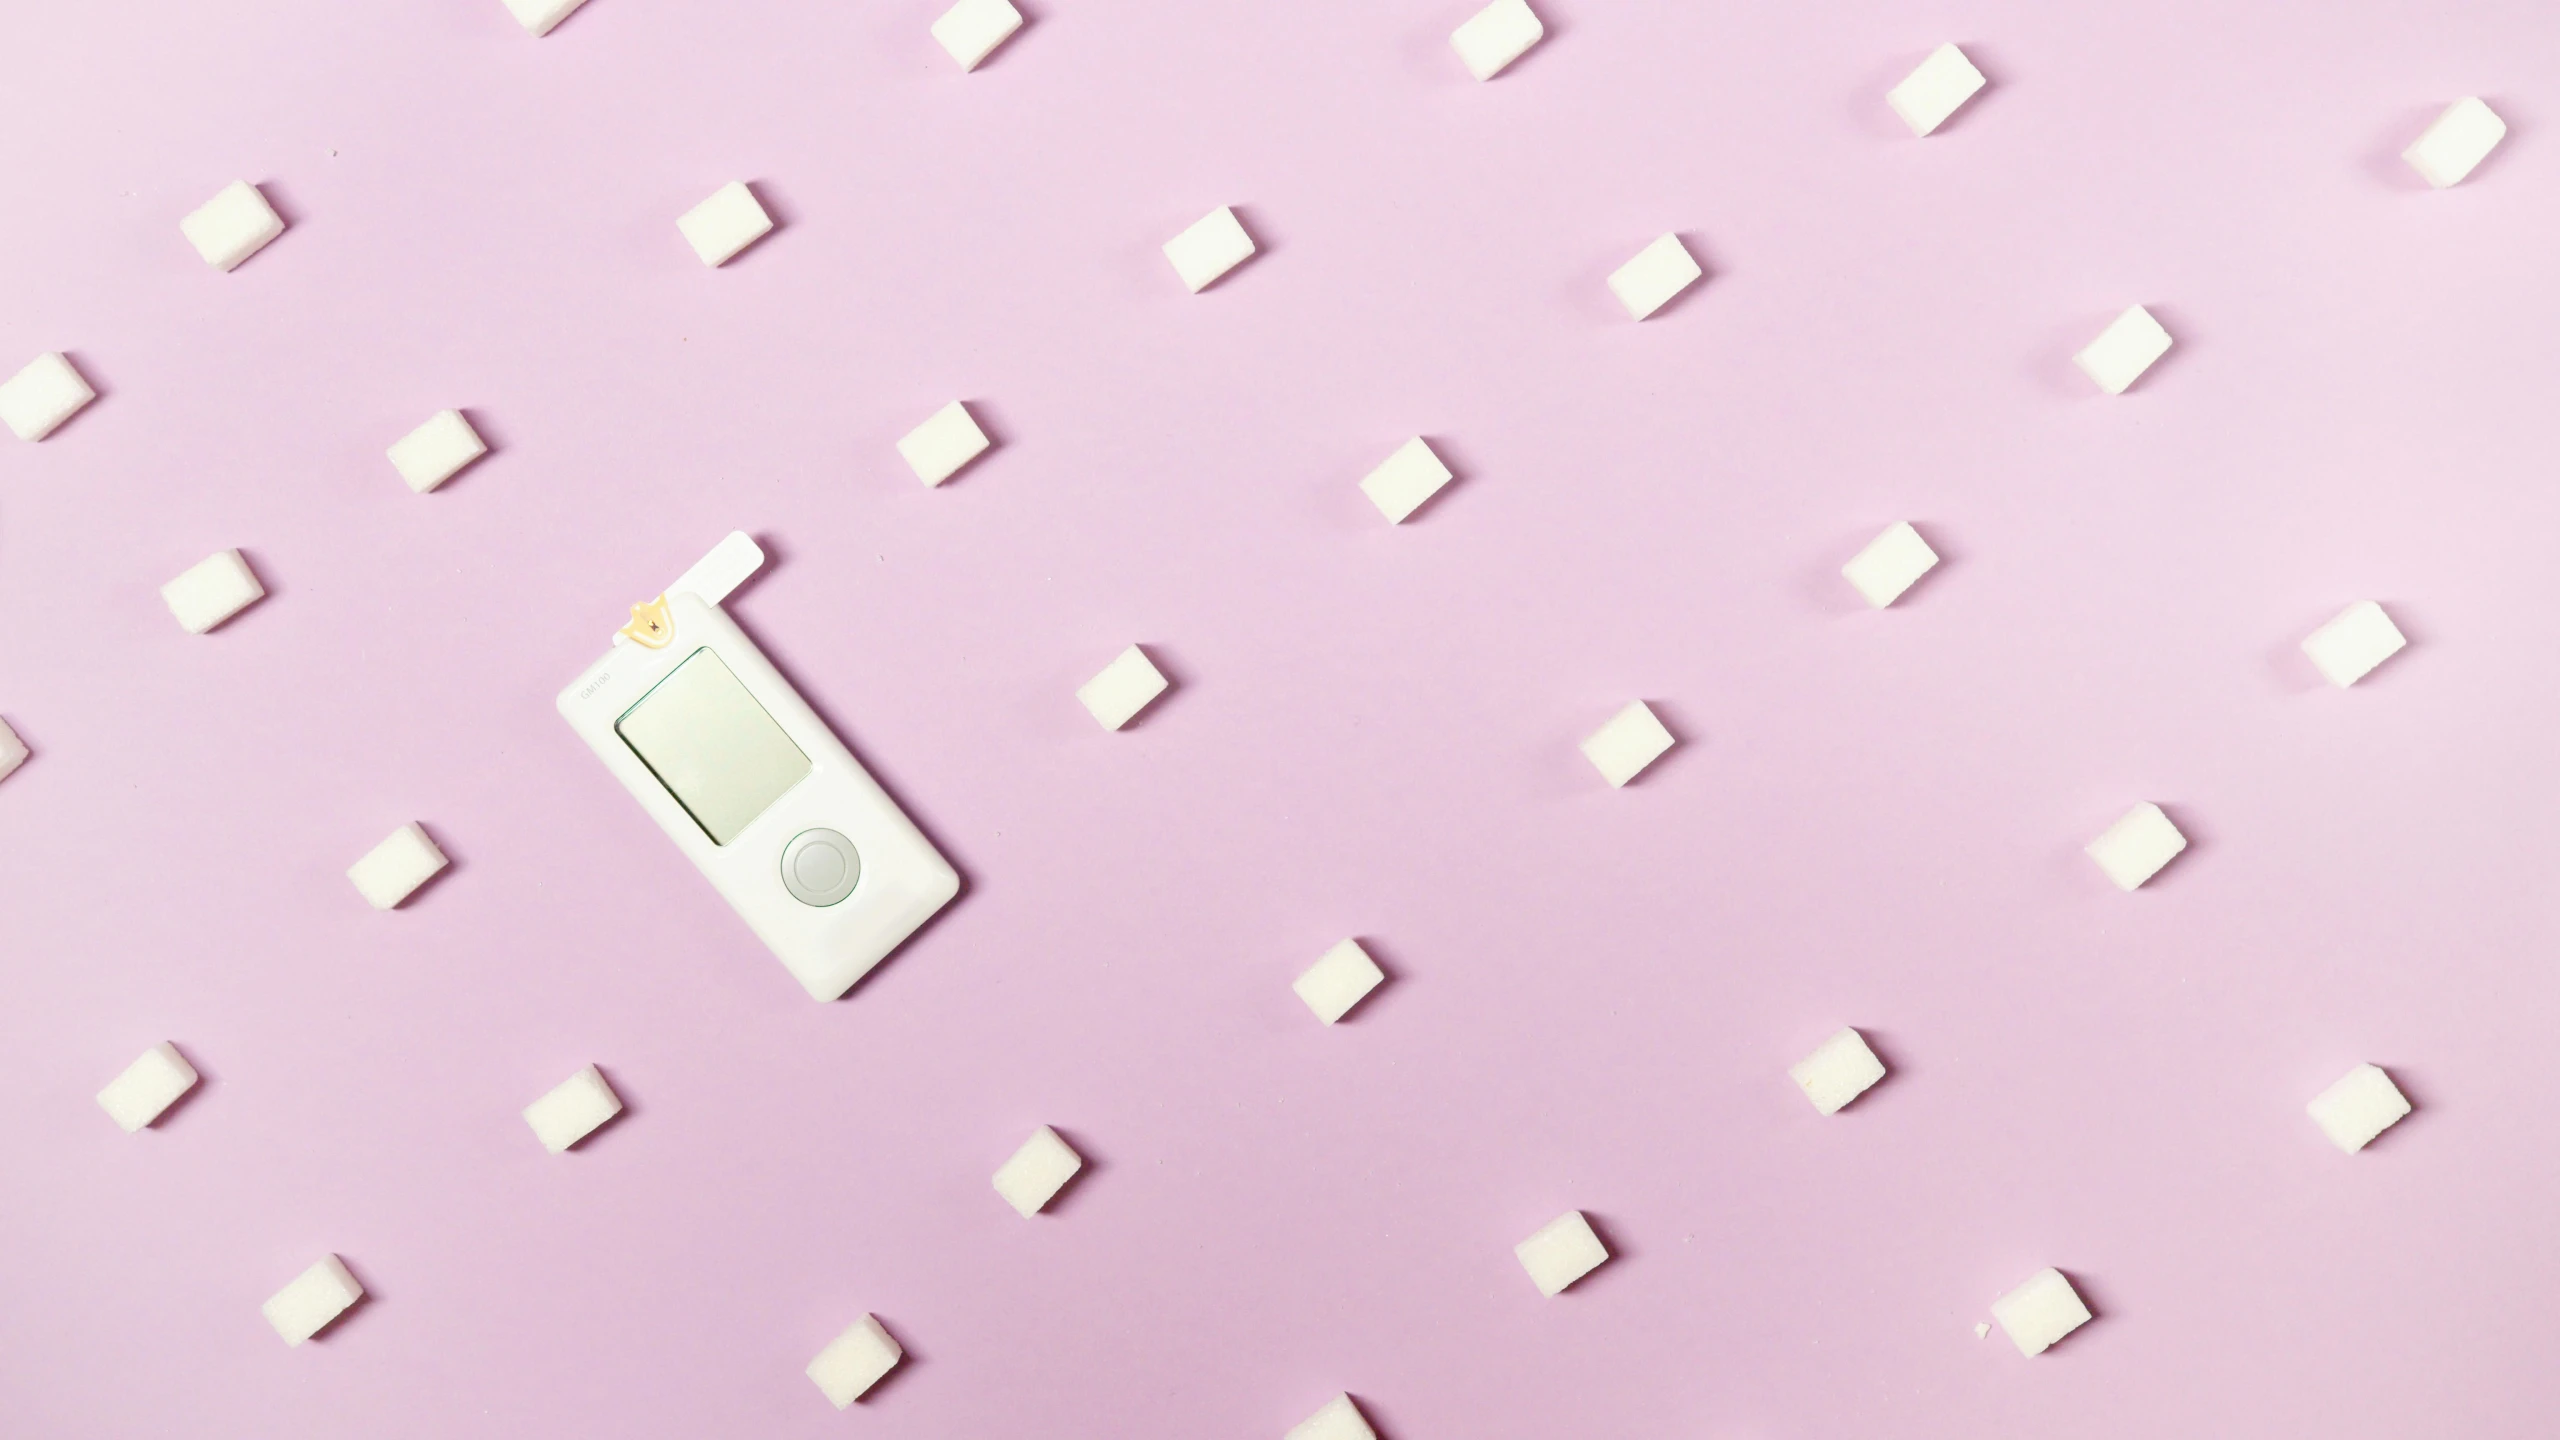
[557,533,959,1000]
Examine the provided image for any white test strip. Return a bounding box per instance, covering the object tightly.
[671,530,766,604]
[612,531,766,646]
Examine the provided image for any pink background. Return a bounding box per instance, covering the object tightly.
[4,1,2556,1434]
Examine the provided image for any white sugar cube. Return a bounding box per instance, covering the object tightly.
[0,716,24,785]
[2403,98,2506,189]
[807,1314,902,1408]
[1841,521,1939,608]
[897,400,991,486]
[2084,802,2186,891]
[161,549,265,634]
[263,1255,363,1346]
[1789,1027,1886,1115]
[1450,0,1544,81]
[1163,206,1256,292]
[2307,1063,2411,1153]
[347,822,449,910]
[1580,700,1674,787]
[1359,437,1454,523]
[678,182,773,267]
[2301,601,2406,688]
[992,1125,1083,1217]
[386,409,487,493]
[1294,939,1385,1024]
[1607,233,1702,321]
[2073,305,2172,395]
[180,181,285,272]
[522,1064,622,1153]
[1887,43,1986,136]
[503,0,590,36]
[1288,1393,1377,1440]
[1515,1210,1608,1296]
[1974,1321,1991,1339]
[1990,1267,2090,1356]
[0,352,96,442]
[1077,645,1169,730]
[96,1042,200,1132]
[932,0,1022,70]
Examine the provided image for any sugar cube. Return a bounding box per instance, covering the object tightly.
[502,0,590,36]
[932,0,1022,70]
[1294,939,1386,1024]
[1451,0,1544,81]
[1359,437,1454,523]
[1607,234,1702,321]
[96,1042,200,1132]
[1288,1393,1377,1440]
[2084,802,2186,891]
[807,1314,903,1408]
[180,181,285,272]
[2403,98,2506,189]
[386,409,487,493]
[2307,1063,2411,1153]
[897,400,991,486]
[992,1125,1084,1217]
[161,549,265,634]
[263,1255,363,1346]
[347,822,449,910]
[1581,700,1674,787]
[1990,1267,2089,1356]
[1974,1321,1991,1339]
[2301,601,2406,688]
[1887,43,1986,136]
[1789,1027,1886,1115]
[678,182,773,267]
[0,352,96,442]
[1841,521,1939,608]
[0,716,24,785]
[1164,206,1256,293]
[2073,305,2172,395]
[523,1064,623,1153]
[1515,1210,1608,1296]
[1077,645,1169,730]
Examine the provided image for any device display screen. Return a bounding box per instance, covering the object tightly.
[615,648,812,846]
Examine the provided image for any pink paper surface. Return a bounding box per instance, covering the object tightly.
[5,2,2556,1435]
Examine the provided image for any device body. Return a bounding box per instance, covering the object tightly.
[558,587,958,1000]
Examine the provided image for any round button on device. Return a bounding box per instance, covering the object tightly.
[779,828,861,907]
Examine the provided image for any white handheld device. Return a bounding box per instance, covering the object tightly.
[557,532,959,1000]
